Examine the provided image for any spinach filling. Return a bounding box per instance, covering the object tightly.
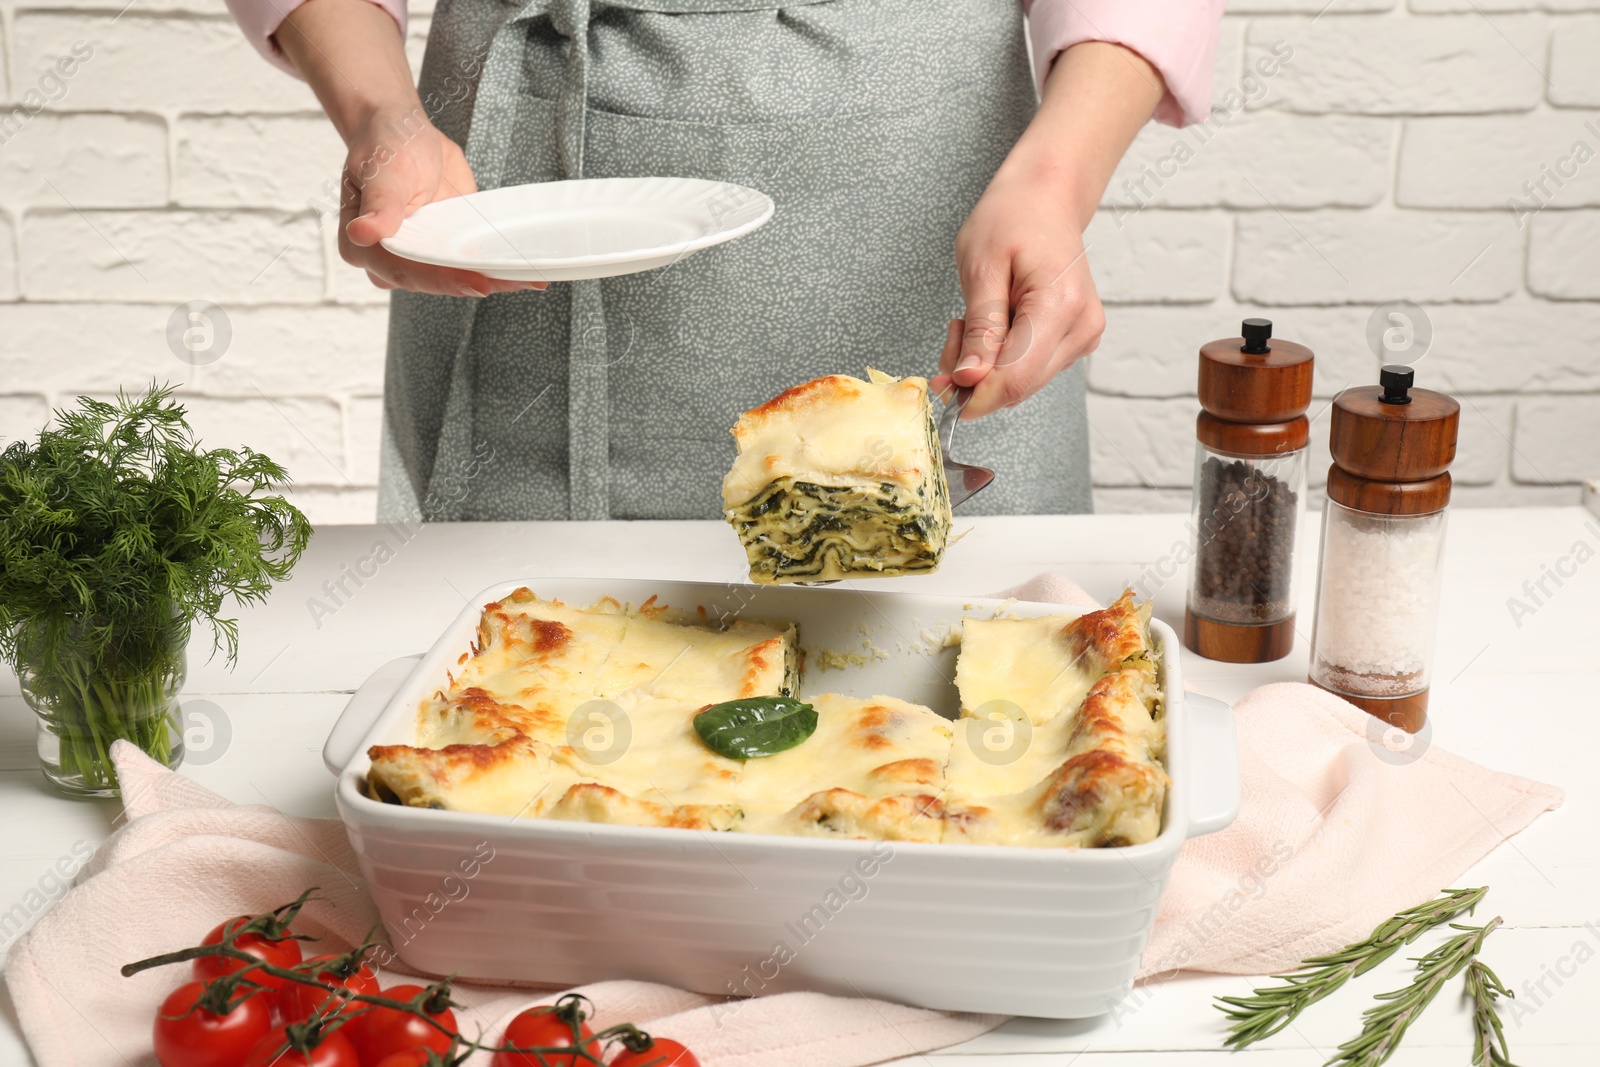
[728,405,952,582]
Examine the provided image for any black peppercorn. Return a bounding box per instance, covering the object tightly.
[1191,457,1298,624]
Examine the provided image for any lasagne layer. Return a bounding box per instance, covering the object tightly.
[727,479,950,584]
[722,369,952,585]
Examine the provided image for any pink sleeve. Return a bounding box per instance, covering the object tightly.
[1024,0,1225,128]
[225,0,407,77]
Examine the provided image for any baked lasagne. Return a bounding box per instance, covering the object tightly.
[365,590,1168,848]
[366,588,796,829]
[721,369,952,585]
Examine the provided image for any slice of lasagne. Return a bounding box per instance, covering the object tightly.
[944,592,1167,847]
[722,369,952,585]
[944,668,1167,848]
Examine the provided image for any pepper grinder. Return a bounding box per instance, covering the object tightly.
[1308,365,1460,733]
[1184,318,1314,663]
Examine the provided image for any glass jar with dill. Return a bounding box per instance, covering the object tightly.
[0,387,311,797]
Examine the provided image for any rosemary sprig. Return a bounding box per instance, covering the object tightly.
[1464,956,1520,1067]
[1216,886,1487,1048]
[1327,918,1503,1067]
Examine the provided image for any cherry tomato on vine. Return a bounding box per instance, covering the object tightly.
[277,954,381,1023]
[152,980,273,1067]
[613,1037,702,1067]
[240,1026,358,1067]
[344,984,458,1063]
[372,1051,440,1067]
[491,1002,601,1067]
[192,916,304,995]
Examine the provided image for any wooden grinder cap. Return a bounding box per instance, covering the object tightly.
[1197,319,1314,457]
[1328,365,1459,515]
[1198,318,1315,424]
[1330,366,1460,479]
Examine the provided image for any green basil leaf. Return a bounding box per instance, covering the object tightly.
[694,697,818,760]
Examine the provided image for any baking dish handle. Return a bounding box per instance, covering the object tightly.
[1183,692,1241,839]
[322,654,424,776]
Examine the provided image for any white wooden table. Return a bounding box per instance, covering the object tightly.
[2,509,1595,1065]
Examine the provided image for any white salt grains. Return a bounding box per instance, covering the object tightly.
[1309,505,1447,696]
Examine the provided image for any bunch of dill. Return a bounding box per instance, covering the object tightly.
[0,386,312,791]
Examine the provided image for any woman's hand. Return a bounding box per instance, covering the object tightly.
[276,0,544,297]
[932,41,1168,419]
[932,167,1104,418]
[338,110,542,297]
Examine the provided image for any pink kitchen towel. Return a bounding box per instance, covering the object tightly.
[4,574,1565,1067]
[4,742,1003,1067]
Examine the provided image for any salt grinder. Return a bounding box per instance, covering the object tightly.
[1308,365,1460,733]
[1184,318,1314,663]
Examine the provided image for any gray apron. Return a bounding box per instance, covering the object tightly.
[377,0,1093,521]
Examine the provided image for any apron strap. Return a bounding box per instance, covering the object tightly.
[455,0,611,519]
[463,0,592,188]
[548,0,610,519]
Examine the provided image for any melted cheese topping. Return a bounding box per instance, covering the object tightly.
[723,369,939,505]
[941,595,1166,847]
[944,702,1078,804]
[943,749,1167,849]
[944,668,1167,848]
[554,692,742,808]
[722,369,952,585]
[366,590,796,820]
[366,735,585,819]
[954,591,1154,727]
[546,784,740,832]
[598,613,794,702]
[367,588,1169,850]
[955,614,1098,728]
[749,790,946,843]
[737,694,952,819]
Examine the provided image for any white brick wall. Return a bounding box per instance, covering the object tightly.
[0,113,167,208]
[11,14,319,112]
[1548,16,1600,105]
[1245,15,1546,114]
[1093,5,1597,512]
[174,115,345,210]
[21,210,324,302]
[1528,213,1600,296]
[1514,396,1600,481]
[1083,211,1229,303]
[179,395,346,481]
[1231,211,1520,304]
[1397,113,1600,208]
[0,218,17,300]
[0,2,1594,523]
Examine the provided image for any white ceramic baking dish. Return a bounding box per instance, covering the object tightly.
[323,579,1239,1019]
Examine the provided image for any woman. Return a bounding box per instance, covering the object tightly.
[226,0,1224,521]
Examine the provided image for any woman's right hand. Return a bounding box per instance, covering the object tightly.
[339,109,546,298]
[275,0,545,298]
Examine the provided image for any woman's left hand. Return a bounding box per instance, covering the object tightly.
[931,166,1104,419]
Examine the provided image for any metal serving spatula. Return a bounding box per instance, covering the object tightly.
[938,386,996,510]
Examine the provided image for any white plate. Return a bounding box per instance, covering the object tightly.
[379,176,775,282]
